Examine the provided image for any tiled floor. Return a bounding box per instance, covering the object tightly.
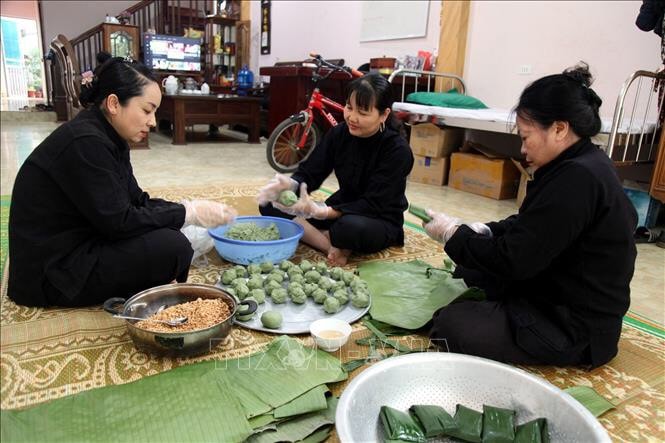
[1,118,663,325]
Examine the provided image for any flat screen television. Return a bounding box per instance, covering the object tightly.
[143,33,201,72]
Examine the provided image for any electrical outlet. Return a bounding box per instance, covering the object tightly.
[518,65,532,75]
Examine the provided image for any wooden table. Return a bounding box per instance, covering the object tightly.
[156,94,262,145]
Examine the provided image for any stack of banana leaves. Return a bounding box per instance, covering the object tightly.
[358,259,485,330]
[1,336,345,443]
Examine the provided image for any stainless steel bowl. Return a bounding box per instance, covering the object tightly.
[103,283,256,357]
[336,353,610,443]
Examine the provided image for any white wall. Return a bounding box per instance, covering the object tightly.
[40,0,136,50]
[464,1,660,119]
[249,0,441,79]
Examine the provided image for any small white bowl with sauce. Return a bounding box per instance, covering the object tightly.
[310,318,352,352]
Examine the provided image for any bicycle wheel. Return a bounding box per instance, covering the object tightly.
[266,118,321,173]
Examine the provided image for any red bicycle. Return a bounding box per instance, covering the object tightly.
[266,53,363,172]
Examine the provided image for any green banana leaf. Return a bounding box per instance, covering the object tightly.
[297,426,331,443]
[359,260,477,329]
[1,336,344,443]
[409,404,456,438]
[379,405,427,443]
[273,385,329,419]
[481,405,515,443]
[247,397,338,443]
[224,336,346,418]
[0,367,253,443]
[564,386,615,417]
[249,413,282,431]
[514,418,549,443]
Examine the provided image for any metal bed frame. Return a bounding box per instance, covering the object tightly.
[606,69,664,166]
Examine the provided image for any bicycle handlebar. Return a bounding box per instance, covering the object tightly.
[307,53,363,79]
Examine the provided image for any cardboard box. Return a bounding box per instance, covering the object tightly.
[409,155,449,186]
[511,159,533,207]
[409,123,463,158]
[449,152,520,199]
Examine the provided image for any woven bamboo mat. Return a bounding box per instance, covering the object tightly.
[1,184,663,442]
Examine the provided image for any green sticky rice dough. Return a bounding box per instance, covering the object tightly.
[351,291,370,308]
[289,273,306,285]
[278,190,298,206]
[290,288,307,304]
[260,261,275,273]
[312,288,328,304]
[247,263,262,275]
[223,222,280,241]
[314,261,328,275]
[332,289,349,305]
[221,269,236,285]
[250,289,266,304]
[279,259,295,271]
[299,260,313,272]
[247,276,264,290]
[324,297,341,314]
[261,311,283,329]
[271,288,288,304]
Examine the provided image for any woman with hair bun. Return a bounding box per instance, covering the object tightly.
[424,63,638,368]
[8,52,237,307]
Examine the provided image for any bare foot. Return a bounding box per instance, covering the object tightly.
[327,246,351,266]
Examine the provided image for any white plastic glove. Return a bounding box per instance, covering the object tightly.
[257,173,299,206]
[422,209,493,243]
[273,182,330,220]
[182,200,237,228]
[423,209,460,243]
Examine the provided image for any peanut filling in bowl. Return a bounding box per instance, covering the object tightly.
[135,297,231,333]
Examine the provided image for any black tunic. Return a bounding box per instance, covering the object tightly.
[290,122,414,244]
[8,108,186,306]
[444,138,637,367]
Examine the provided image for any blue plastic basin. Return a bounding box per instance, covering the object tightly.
[208,216,304,265]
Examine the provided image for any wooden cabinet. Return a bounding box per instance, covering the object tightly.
[649,130,665,203]
[101,24,140,60]
[203,16,249,86]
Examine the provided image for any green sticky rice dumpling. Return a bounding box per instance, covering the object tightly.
[314,261,328,275]
[279,259,295,271]
[332,289,349,305]
[379,406,426,443]
[261,311,283,329]
[289,273,306,285]
[290,288,307,304]
[482,405,515,443]
[287,265,303,277]
[271,288,288,304]
[235,283,250,300]
[287,281,303,292]
[303,283,318,296]
[266,271,285,284]
[250,289,266,304]
[330,280,346,292]
[449,405,483,443]
[323,297,341,314]
[312,288,328,304]
[263,279,282,296]
[318,278,333,291]
[231,277,247,289]
[341,271,355,285]
[233,265,248,278]
[260,261,274,273]
[409,405,456,438]
[236,297,257,321]
[247,276,264,290]
[329,267,344,281]
[247,263,262,275]
[299,260,313,272]
[350,291,370,308]
[514,418,549,443]
[221,269,237,285]
[278,190,298,206]
[305,270,322,283]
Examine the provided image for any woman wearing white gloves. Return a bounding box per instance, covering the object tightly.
[8,52,236,307]
[257,74,413,266]
[423,64,637,368]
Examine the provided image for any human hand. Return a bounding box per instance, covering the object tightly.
[257,173,299,206]
[422,209,460,243]
[182,200,237,228]
[273,183,329,219]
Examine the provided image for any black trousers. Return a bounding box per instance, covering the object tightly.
[259,203,400,253]
[429,266,589,366]
[45,228,193,307]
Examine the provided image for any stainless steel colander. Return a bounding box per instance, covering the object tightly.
[336,353,610,442]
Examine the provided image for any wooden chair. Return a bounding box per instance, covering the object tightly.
[50,34,82,120]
